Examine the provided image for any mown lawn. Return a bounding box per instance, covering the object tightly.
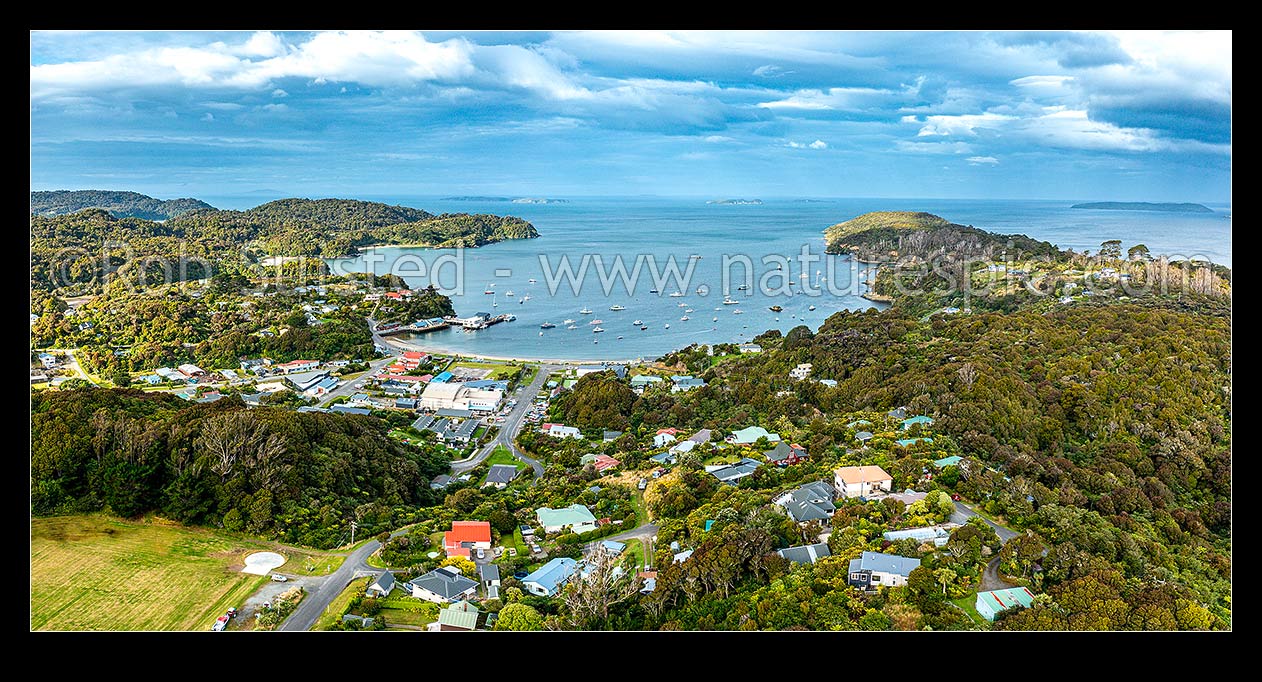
[485,445,523,469]
[450,361,518,380]
[314,577,371,631]
[950,594,989,628]
[31,515,269,631]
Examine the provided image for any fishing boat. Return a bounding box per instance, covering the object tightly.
[564,319,575,325]
[633,319,643,325]
[640,325,648,330]
[769,305,783,312]
[540,322,556,329]
[680,315,690,321]
[649,289,659,294]
[722,296,739,305]
[505,290,515,297]
[808,305,816,311]
[609,304,626,311]
[483,288,494,294]
[579,307,594,314]
[669,291,685,297]
[592,326,605,333]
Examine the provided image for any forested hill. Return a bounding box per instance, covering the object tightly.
[31,190,214,220]
[824,211,1058,261]
[30,388,452,548]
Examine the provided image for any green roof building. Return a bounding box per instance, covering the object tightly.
[933,455,963,468]
[976,587,1037,622]
[726,426,781,445]
[536,504,598,534]
[436,601,480,631]
[900,415,934,430]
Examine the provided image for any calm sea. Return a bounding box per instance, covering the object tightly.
[260,195,1226,362]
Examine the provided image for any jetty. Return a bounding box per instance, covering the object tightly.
[375,318,450,336]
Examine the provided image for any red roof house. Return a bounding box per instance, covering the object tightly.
[443,521,492,558]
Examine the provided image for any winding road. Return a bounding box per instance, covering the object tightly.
[279,526,414,632]
[450,363,558,477]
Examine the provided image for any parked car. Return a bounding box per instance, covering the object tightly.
[637,478,648,490]
[212,615,230,631]
[271,574,288,582]
[476,548,486,560]
[951,494,961,501]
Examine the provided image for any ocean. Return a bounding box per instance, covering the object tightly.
[308,196,1230,362]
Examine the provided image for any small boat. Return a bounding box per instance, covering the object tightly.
[733,309,744,315]
[590,319,604,325]
[540,322,556,329]
[564,319,575,325]
[678,302,686,307]
[483,289,494,295]
[528,278,537,283]
[633,319,643,325]
[680,315,690,321]
[695,286,705,294]
[664,324,670,329]
[808,305,816,311]
[538,331,543,336]
[737,285,748,291]
[649,289,659,294]
[669,291,685,297]
[521,294,531,302]
[579,307,594,314]
[505,290,515,297]
[609,305,626,311]
[712,317,718,322]
[723,297,739,305]
[690,255,702,260]
[799,273,808,279]
[617,335,624,339]
[685,308,694,313]
[504,314,516,321]
[640,326,648,330]
[567,324,578,330]
[769,305,783,312]
[493,301,498,307]
[593,327,605,333]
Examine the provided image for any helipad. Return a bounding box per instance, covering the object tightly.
[242,551,286,575]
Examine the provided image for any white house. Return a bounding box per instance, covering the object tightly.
[847,551,921,589]
[789,363,813,380]
[653,432,677,448]
[542,423,582,439]
[407,566,479,604]
[834,465,893,499]
[421,382,505,412]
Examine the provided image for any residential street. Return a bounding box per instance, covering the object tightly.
[277,538,382,632]
[450,363,559,477]
[317,355,397,407]
[950,500,1019,543]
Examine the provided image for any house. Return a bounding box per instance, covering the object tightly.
[137,374,162,385]
[847,551,921,589]
[834,465,893,499]
[650,452,676,465]
[484,464,520,488]
[522,557,580,597]
[329,404,372,416]
[599,540,626,555]
[602,430,623,442]
[479,563,501,591]
[708,457,761,485]
[220,369,240,382]
[726,426,781,446]
[854,431,874,442]
[685,428,712,445]
[430,474,453,489]
[155,367,185,382]
[738,343,762,353]
[349,393,373,407]
[885,490,928,506]
[541,423,581,439]
[420,381,504,412]
[789,363,813,380]
[777,542,832,565]
[304,376,340,397]
[895,437,934,447]
[774,481,837,524]
[668,440,696,456]
[37,352,58,369]
[818,379,838,388]
[629,375,664,392]
[883,526,952,547]
[274,359,320,374]
[430,371,453,383]
[670,375,706,393]
[933,455,963,468]
[444,521,492,559]
[580,454,621,472]
[395,397,418,410]
[900,415,934,430]
[653,432,677,448]
[887,406,909,420]
[764,442,808,467]
[431,601,480,631]
[366,570,396,598]
[576,363,626,378]
[177,363,205,377]
[285,370,331,392]
[976,587,1037,622]
[672,549,694,564]
[407,566,479,603]
[536,504,598,534]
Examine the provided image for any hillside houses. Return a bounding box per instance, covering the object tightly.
[774,481,837,524]
[834,465,893,499]
[847,551,921,589]
[726,426,780,446]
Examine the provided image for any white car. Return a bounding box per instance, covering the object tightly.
[476,548,486,560]
[270,574,288,582]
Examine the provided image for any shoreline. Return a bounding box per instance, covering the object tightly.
[377,334,641,366]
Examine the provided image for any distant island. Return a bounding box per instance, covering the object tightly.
[823,210,1057,262]
[442,196,569,204]
[511,198,569,204]
[707,198,763,205]
[31,190,214,221]
[1071,201,1215,214]
[443,196,511,202]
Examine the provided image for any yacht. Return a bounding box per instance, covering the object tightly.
[563,319,575,325]
[680,315,690,321]
[609,304,626,311]
[808,305,816,311]
[633,319,643,325]
[589,319,604,325]
[722,297,739,305]
[505,290,515,297]
[592,326,605,333]
[567,324,578,330]
[579,307,594,314]
[769,305,783,312]
[669,291,685,297]
[540,322,556,329]
[664,323,670,329]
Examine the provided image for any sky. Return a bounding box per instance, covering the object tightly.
[30,30,1231,202]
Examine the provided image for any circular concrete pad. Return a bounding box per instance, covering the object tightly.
[242,551,286,575]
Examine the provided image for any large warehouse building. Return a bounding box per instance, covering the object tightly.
[420,381,505,412]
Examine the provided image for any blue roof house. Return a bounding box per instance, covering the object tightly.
[847,551,921,589]
[522,558,579,597]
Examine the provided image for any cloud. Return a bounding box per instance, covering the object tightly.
[753,64,793,78]
[271,88,288,97]
[911,112,1016,137]
[895,140,974,154]
[967,155,999,165]
[261,103,287,112]
[1010,75,1074,89]
[757,78,924,111]
[787,139,828,149]
[236,31,288,59]
[703,135,734,143]
[201,113,214,121]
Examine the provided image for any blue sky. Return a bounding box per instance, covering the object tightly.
[30,30,1231,202]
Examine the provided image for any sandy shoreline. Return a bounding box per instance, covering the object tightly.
[377,335,641,366]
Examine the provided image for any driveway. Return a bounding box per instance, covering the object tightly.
[950,500,1020,544]
[588,522,660,570]
[979,556,1016,592]
[239,574,323,622]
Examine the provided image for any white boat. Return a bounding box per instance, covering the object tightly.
[483,289,494,295]
[567,324,578,330]
[590,319,604,324]
[579,307,594,314]
[564,319,575,325]
[617,335,624,339]
[680,315,690,321]
[808,305,816,311]
[592,327,605,333]
[521,294,531,302]
[505,290,515,297]
[609,305,626,311]
[528,278,537,283]
[695,286,705,294]
[540,322,556,329]
[678,302,686,307]
[633,319,643,325]
[669,291,685,297]
[712,317,718,321]
[664,323,670,329]
[723,297,739,305]
[685,308,694,313]
[733,309,744,315]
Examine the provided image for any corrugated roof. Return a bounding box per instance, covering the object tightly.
[835,465,892,485]
[848,551,921,577]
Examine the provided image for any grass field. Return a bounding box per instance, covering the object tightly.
[485,445,524,469]
[31,515,270,631]
[950,594,988,628]
[314,577,370,631]
[450,361,519,380]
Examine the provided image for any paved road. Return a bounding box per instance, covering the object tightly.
[593,522,660,570]
[980,556,1016,592]
[450,363,559,477]
[317,356,397,407]
[951,500,1020,544]
[278,539,382,632]
[40,348,96,385]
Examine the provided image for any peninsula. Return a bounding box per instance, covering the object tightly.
[707,198,763,205]
[31,190,214,221]
[1071,201,1215,213]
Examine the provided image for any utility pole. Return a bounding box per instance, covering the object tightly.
[350,520,358,546]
